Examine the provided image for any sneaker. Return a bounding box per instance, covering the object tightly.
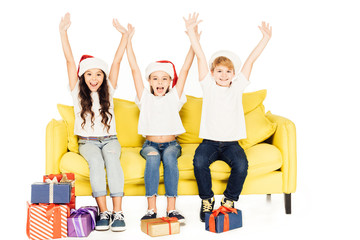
[95,211,111,231]
[111,211,126,232]
[141,209,157,221]
[167,210,185,224]
[200,197,215,222]
[221,197,235,208]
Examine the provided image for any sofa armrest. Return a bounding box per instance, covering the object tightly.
[46,119,68,174]
[266,112,297,193]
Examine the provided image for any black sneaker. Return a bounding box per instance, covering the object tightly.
[200,197,215,222]
[221,197,235,208]
[167,210,185,224]
[141,209,157,221]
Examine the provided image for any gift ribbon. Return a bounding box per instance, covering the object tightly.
[146,217,178,235]
[44,173,76,209]
[27,203,67,239]
[45,177,58,203]
[209,206,238,233]
[70,207,98,237]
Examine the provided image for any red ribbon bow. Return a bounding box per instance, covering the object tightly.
[209,206,238,233]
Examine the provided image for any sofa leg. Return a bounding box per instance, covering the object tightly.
[266,194,271,202]
[284,193,291,214]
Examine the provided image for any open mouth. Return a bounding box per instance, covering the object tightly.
[156,87,165,93]
[90,82,99,88]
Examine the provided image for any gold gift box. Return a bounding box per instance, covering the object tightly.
[141,217,180,237]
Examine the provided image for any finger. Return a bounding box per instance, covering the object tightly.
[195,12,199,20]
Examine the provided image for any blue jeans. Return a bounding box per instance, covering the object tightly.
[193,139,248,201]
[140,140,181,197]
[78,136,124,198]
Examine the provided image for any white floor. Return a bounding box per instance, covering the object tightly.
[60,191,354,240]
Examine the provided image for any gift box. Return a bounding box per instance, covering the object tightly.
[26,202,70,240]
[67,206,98,237]
[141,217,179,237]
[31,182,71,204]
[44,173,76,209]
[205,206,242,233]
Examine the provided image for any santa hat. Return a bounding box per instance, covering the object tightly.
[145,60,178,87]
[77,55,109,78]
[209,50,242,75]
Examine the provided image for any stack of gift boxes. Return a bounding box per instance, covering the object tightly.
[26,173,98,239]
[27,173,243,238]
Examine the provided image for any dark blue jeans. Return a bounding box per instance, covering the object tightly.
[193,139,248,201]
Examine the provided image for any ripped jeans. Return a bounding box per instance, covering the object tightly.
[140,140,181,197]
[79,136,124,198]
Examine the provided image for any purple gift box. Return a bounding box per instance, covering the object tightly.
[67,206,98,237]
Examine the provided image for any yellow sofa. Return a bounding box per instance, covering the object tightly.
[46,89,296,214]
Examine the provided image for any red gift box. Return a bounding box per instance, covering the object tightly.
[26,202,70,240]
[43,173,75,209]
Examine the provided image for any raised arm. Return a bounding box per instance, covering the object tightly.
[59,13,77,91]
[184,13,208,81]
[241,22,272,80]
[125,24,144,100]
[175,47,195,97]
[108,19,128,89]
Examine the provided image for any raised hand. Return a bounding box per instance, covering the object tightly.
[127,24,135,41]
[112,18,128,35]
[258,21,272,39]
[184,13,202,40]
[59,12,71,32]
[183,12,202,32]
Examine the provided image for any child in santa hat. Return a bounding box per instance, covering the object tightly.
[184,13,272,222]
[59,13,128,232]
[125,19,200,223]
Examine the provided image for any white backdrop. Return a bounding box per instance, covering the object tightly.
[1,0,360,238]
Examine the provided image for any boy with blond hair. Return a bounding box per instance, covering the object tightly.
[184,13,272,222]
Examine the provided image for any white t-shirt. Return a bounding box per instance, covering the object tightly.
[71,80,117,137]
[199,72,250,141]
[135,88,187,137]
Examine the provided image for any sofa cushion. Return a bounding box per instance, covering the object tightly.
[239,105,277,149]
[177,90,272,146]
[113,98,144,147]
[57,104,79,153]
[61,143,282,185]
[57,98,145,152]
[210,143,283,180]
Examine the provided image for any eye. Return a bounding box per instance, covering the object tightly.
[152,77,157,81]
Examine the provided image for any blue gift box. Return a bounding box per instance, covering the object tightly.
[31,182,72,204]
[205,208,242,233]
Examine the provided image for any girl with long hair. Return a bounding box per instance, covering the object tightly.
[59,12,128,232]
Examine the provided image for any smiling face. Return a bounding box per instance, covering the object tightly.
[148,71,172,96]
[83,68,105,92]
[211,65,235,87]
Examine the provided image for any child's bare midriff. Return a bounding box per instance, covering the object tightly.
[146,135,176,143]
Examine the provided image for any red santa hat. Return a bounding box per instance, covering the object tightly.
[145,60,178,87]
[77,55,109,78]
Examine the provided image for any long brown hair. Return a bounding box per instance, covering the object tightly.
[78,71,113,133]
